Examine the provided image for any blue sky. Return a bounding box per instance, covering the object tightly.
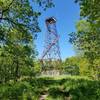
[34,0,80,60]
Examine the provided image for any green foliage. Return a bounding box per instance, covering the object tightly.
[69,0,100,79]
[75,0,100,22]
[0,76,100,100]
[63,56,80,75]
[63,56,95,78]
[0,81,33,100]
[76,20,91,33]
[0,0,54,83]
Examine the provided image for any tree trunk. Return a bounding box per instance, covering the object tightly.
[15,58,19,81]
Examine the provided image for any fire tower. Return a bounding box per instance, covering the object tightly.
[41,17,61,71]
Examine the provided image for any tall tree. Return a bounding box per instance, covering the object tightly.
[69,0,100,79]
[0,0,54,83]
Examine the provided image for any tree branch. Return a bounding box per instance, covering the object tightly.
[3,0,14,13]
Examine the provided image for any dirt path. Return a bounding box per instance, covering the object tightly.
[39,94,48,100]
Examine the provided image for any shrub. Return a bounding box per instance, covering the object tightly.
[0,76,100,100]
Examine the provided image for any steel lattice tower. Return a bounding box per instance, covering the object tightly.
[41,17,61,70]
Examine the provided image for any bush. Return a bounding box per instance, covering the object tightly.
[0,76,100,100]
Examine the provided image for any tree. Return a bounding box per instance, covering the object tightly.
[69,0,100,79]
[0,0,54,83]
[63,56,94,77]
[63,56,80,75]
